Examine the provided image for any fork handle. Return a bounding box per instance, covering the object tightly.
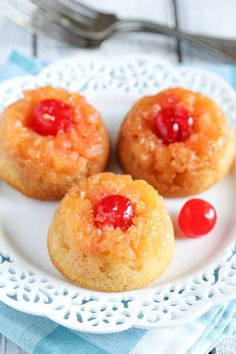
[113,20,236,63]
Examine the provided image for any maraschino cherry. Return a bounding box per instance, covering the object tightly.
[178,199,217,238]
[30,99,73,136]
[153,104,194,144]
[94,195,135,231]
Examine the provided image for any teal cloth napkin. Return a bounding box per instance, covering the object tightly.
[0,51,236,354]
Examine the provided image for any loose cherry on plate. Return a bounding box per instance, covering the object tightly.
[153,104,194,144]
[94,195,135,232]
[178,199,217,238]
[30,99,73,136]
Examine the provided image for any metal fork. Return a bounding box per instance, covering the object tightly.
[4,0,236,63]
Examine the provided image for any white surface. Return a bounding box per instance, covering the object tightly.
[0,55,236,335]
[0,0,236,352]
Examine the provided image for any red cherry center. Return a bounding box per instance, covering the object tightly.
[94,195,135,231]
[153,104,194,144]
[30,99,73,136]
[178,199,217,238]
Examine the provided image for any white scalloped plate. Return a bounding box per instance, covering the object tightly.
[0,54,236,334]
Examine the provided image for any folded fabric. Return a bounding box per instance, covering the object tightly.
[0,50,235,354]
